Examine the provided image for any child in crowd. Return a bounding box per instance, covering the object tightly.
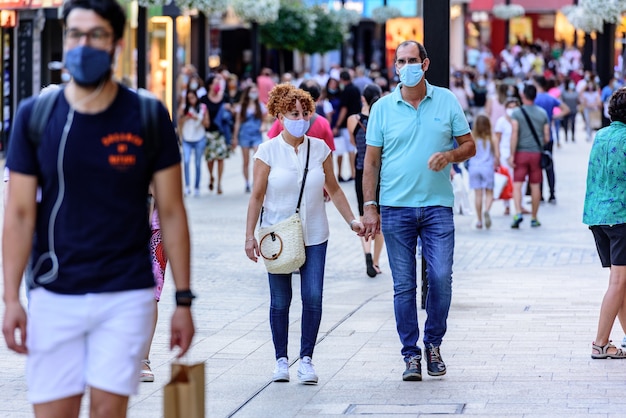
[468,114,499,229]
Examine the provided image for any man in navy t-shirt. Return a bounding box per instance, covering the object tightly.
[2,0,194,416]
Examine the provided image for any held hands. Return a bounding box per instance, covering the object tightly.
[361,207,381,240]
[507,155,515,168]
[350,219,365,235]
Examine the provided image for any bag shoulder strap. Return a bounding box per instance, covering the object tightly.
[28,87,63,147]
[519,106,543,149]
[260,137,311,224]
[137,88,161,166]
[356,113,367,134]
[295,137,311,213]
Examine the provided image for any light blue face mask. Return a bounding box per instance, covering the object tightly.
[282,117,309,138]
[399,63,424,87]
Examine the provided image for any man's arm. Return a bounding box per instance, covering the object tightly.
[427,132,476,172]
[362,145,382,239]
[152,164,195,357]
[543,122,550,145]
[2,172,38,354]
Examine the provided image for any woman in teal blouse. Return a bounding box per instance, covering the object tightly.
[584,87,626,359]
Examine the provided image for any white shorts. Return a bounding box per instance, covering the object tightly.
[26,287,155,404]
[333,128,356,155]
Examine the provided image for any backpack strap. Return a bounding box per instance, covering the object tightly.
[137,88,161,167]
[28,87,63,147]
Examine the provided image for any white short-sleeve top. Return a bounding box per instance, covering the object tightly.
[254,134,332,246]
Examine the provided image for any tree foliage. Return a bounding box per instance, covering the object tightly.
[259,1,310,51]
[298,6,343,55]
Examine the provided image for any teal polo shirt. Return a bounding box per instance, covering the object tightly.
[366,81,471,207]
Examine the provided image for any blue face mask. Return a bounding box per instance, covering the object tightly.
[399,63,424,88]
[65,46,112,86]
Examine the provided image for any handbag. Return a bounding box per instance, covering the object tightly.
[163,362,205,418]
[519,107,553,170]
[257,137,310,274]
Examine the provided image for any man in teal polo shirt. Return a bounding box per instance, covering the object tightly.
[362,40,475,381]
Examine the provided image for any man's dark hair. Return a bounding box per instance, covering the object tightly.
[523,83,537,101]
[608,87,626,123]
[62,0,126,42]
[299,80,321,102]
[533,75,547,90]
[363,83,382,108]
[339,70,351,82]
[395,41,428,62]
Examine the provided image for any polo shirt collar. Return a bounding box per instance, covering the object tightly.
[393,80,434,103]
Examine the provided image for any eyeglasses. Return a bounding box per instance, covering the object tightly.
[65,28,112,46]
[395,57,421,66]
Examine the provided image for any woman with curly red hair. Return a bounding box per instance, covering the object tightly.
[244,83,363,385]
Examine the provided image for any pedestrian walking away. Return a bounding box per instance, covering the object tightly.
[347,83,385,277]
[245,83,364,385]
[583,87,626,360]
[508,83,550,229]
[2,0,195,416]
[468,114,498,230]
[361,40,476,382]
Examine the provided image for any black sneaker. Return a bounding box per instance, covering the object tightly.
[425,344,446,376]
[402,354,422,381]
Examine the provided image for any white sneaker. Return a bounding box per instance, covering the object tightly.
[272,357,289,382]
[194,189,200,197]
[297,356,318,385]
[184,187,191,196]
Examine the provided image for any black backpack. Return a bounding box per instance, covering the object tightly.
[27,86,161,164]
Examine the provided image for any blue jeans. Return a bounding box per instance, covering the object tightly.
[381,206,454,359]
[182,138,206,189]
[268,241,327,360]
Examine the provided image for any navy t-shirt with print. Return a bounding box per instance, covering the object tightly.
[6,85,181,295]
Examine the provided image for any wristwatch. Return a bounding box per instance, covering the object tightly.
[175,290,196,307]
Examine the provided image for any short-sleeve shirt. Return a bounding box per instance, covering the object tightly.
[6,85,181,294]
[534,92,560,141]
[366,81,471,207]
[583,121,626,226]
[511,105,548,153]
[337,83,362,128]
[254,134,331,245]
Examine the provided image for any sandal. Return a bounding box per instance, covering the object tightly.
[373,264,382,275]
[365,253,376,278]
[140,359,155,382]
[591,341,626,359]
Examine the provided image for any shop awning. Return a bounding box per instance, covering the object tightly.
[0,0,63,9]
[469,0,574,12]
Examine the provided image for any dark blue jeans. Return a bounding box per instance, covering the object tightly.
[268,241,327,360]
[381,206,454,359]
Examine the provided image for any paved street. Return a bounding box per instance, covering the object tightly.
[1,121,625,417]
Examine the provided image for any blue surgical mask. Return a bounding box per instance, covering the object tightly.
[65,46,111,86]
[282,117,309,138]
[399,63,424,88]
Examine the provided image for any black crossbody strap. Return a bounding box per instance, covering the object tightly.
[295,136,311,213]
[260,136,311,224]
[519,106,543,149]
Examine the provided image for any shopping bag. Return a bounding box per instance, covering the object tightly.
[495,166,513,200]
[163,362,205,418]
